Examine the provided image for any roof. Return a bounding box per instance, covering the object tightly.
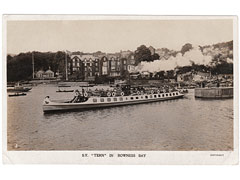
[45,70,54,74]
[196,72,210,76]
[71,55,81,59]
[107,54,120,60]
[141,71,150,75]
[36,70,44,74]
[81,55,96,61]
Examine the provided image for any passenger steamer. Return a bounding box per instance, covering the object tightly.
[43,91,184,113]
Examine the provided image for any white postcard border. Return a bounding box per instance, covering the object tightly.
[2,15,239,164]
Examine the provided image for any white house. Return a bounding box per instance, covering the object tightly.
[141,71,151,78]
[36,69,54,79]
[192,72,210,82]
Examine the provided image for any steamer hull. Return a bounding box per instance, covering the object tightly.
[43,92,184,113]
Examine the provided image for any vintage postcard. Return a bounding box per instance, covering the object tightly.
[2,15,238,164]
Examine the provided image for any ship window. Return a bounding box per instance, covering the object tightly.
[113,98,117,101]
[150,95,153,98]
[145,96,148,99]
[100,98,104,102]
[166,94,168,96]
[158,95,161,97]
[170,93,172,96]
[136,97,139,99]
[126,97,128,100]
[93,99,97,102]
[176,93,178,95]
[154,95,157,98]
[141,96,143,99]
[107,98,111,102]
[173,93,175,96]
[119,97,123,101]
[130,97,134,100]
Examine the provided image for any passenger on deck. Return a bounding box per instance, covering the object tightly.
[71,90,81,103]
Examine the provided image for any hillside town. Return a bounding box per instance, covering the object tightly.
[7,40,233,88]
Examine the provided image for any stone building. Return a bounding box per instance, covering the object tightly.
[107,54,121,77]
[68,51,138,81]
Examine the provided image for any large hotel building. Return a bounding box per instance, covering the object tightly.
[68,51,137,81]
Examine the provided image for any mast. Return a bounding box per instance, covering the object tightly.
[65,50,68,81]
[32,52,34,79]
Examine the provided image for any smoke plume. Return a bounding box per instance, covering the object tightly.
[136,47,213,73]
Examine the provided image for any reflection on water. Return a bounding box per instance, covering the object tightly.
[7,85,233,151]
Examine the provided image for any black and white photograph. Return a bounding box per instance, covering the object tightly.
[2,15,238,164]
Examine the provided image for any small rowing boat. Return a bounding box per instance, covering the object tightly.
[7,83,32,92]
[9,93,27,97]
[56,89,74,93]
[43,91,184,113]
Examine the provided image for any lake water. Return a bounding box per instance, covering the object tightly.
[7,84,233,151]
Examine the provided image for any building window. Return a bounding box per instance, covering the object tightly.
[111,61,116,70]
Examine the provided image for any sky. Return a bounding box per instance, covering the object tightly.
[7,19,233,54]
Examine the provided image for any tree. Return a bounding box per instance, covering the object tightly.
[6,51,69,82]
[134,45,152,63]
[181,43,193,55]
[151,53,160,61]
[212,62,233,75]
[7,55,13,61]
[155,71,165,80]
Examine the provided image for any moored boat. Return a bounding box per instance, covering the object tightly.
[43,91,184,113]
[7,83,32,92]
[8,93,27,97]
[56,89,74,93]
